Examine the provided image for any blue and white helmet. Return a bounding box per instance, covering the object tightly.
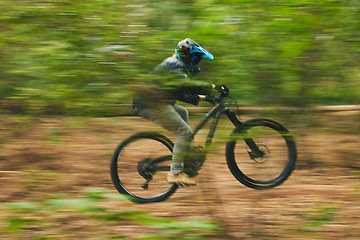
[175,38,214,66]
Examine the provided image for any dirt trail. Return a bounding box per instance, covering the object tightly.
[0,114,359,239]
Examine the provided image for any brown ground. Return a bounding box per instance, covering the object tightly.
[0,111,359,239]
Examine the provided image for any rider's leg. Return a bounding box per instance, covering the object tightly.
[173,104,189,123]
[135,104,192,175]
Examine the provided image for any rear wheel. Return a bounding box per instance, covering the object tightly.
[111,132,178,203]
[226,118,297,189]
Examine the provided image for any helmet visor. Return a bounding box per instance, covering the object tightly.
[189,45,214,60]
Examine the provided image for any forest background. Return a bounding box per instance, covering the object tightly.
[1,0,359,116]
[1,1,360,239]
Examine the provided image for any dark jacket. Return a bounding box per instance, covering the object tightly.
[133,57,213,109]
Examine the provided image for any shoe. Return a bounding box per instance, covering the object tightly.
[167,172,197,187]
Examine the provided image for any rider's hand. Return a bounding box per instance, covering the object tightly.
[216,84,229,95]
[205,95,219,104]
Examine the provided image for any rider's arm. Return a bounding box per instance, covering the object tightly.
[177,84,216,105]
[199,84,215,102]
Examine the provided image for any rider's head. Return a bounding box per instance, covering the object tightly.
[175,38,213,74]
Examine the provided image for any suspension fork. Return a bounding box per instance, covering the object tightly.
[224,109,265,157]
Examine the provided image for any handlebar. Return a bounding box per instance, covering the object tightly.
[205,85,230,104]
[216,84,230,102]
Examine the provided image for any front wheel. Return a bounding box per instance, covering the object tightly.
[226,118,297,190]
[110,132,178,203]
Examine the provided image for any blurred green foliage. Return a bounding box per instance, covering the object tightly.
[1,187,220,239]
[0,0,359,115]
[300,206,339,232]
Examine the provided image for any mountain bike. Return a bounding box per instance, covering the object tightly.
[110,88,297,203]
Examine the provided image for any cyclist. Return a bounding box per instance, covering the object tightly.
[133,38,224,186]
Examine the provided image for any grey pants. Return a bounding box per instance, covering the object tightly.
[134,104,192,175]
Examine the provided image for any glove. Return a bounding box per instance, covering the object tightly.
[216,84,229,95]
[205,95,219,104]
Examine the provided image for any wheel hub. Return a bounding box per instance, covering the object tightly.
[248,144,270,163]
[137,158,157,181]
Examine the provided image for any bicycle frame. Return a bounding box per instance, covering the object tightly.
[191,101,265,157]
